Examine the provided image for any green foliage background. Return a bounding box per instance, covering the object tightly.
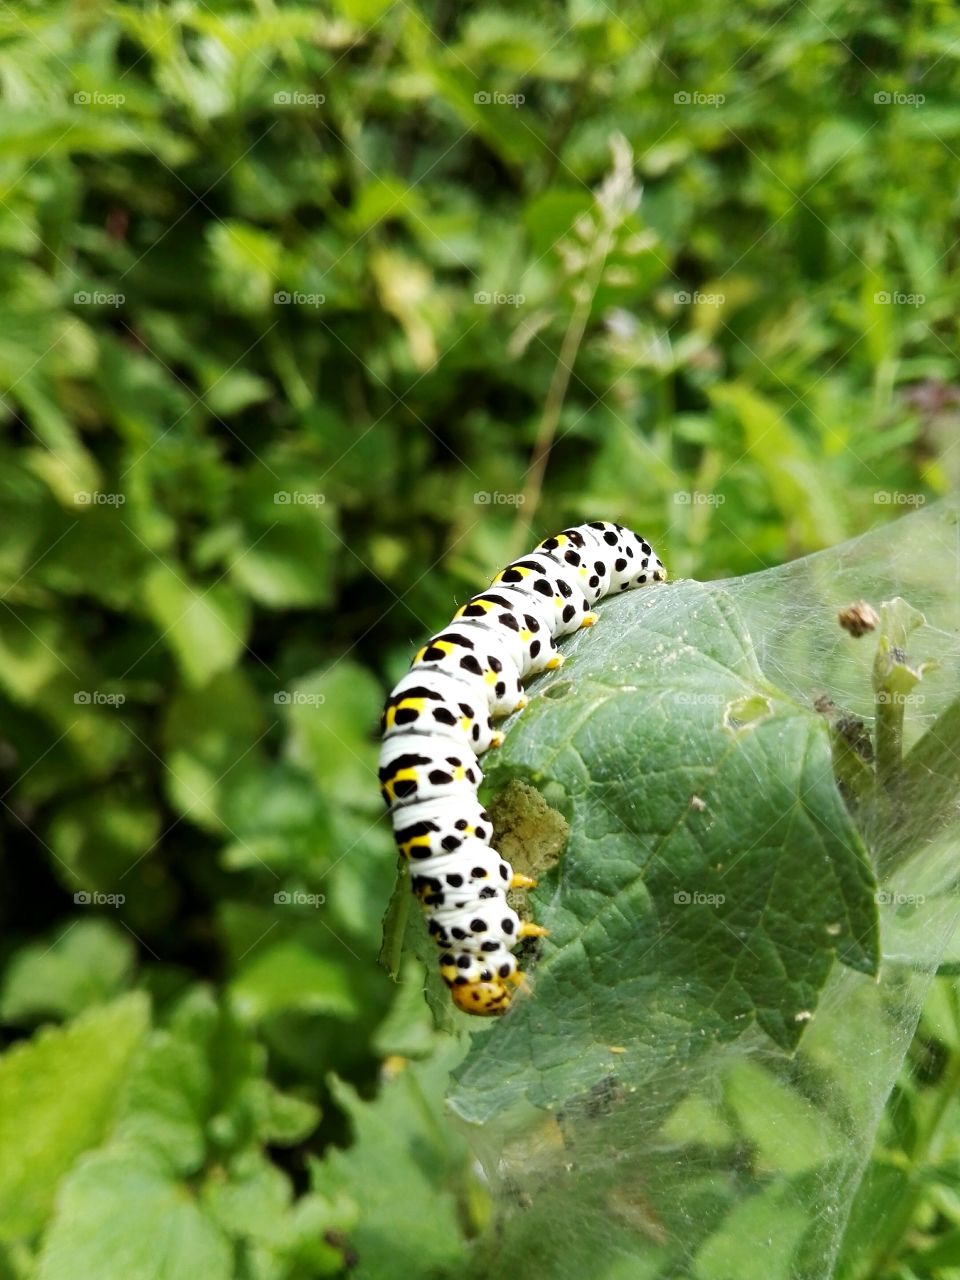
[0,1,958,1277]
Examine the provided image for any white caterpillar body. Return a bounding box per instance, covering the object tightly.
[382,668,504,754]
[490,554,597,634]
[409,627,527,717]
[380,521,666,1016]
[391,795,493,861]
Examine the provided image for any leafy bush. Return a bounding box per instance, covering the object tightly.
[0,0,958,1276]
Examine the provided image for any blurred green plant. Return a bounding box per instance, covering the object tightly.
[0,0,958,1276]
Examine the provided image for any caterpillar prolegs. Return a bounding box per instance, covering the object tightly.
[379,521,666,1016]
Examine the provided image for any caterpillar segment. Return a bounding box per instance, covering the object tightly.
[490,554,599,634]
[377,732,482,810]
[409,839,534,908]
[448,618,559,685]
[455,583,557,635]
[381,522,666,1016]
[391,795,493,860]
[533,531,614,603]
[381,669,504,754]
[409,627,527,717]
[451,592,564,675]
[583,520,668,592]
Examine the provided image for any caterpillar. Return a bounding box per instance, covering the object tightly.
[380,521,666,1016]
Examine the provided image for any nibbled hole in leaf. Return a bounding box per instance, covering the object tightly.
[724,693,773,732]
[543,682,575,701]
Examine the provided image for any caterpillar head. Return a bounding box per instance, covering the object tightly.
[451,978,513,1016]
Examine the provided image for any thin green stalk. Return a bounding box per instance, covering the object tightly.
[511,222,615,555]
[874,688,905,795]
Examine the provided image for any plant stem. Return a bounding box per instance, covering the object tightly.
[874,688,904,795]
[511,222,616,555]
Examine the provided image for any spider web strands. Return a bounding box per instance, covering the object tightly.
[446,498,960,1280]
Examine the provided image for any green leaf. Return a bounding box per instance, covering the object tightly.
[228,520,338,608]
[110,984,321,1180]
[0,920,135,1024]
[143,562,249,687]
[162,670,264,833]
[205,1151,355,1274]
[328,0,394,20]
[249,1079,320,1145]
[230,940,358,1021]
[220,761,330,874]
[201,369,272,417]
[37,1151,232,1280]
[693,1181,810,1280]
[207,221,282,315]
[903,1227,960,1270]
[112,1028,212,1176]
[318,1046,475,1280]
[371,957,440,1060]
[708,382,846,549]
[377,859,409,982]
[451,579,879,1120]
[834,1161,913,1280]
[722,1060,836,1175]
[226,463,340,608]
[202,1150,294,1243]
[284,661,384,803]
[0,994,149,1240]
[47,790,160,893]
[523,190,592,256]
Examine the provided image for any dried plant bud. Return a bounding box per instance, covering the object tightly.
[838,600,880,638]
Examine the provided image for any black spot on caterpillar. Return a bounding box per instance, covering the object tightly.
[380,522,666,1016]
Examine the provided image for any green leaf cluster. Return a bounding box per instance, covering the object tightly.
[0,0,958,1276]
